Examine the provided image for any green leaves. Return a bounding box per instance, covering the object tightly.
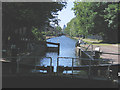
[56,26,62,31]
[64,17,79,36]
[3,2,66,28]
[103,3,118,29]
[72,2,96,36]
[65,2,118,43]
[3,2,66,41]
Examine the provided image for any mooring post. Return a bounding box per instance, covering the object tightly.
[57,57,59,75]
[79,49,81,57]
[58,43,60,55]
[50,57,52,73]
[47,66,54,74]
[50,57,52,66]
[88,58,92,79]
[72,58,74,75]
[57,57,59,68]
[34,56,37,71]
[16,56,20,73]
[91,44,93,52]
[107,64,112,80]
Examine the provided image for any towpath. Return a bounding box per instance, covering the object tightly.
[94,44,119,64]
[81,43,119,64]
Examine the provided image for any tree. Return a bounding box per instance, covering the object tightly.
[102,3,118,42]
[64,17,79,37]
[72,2,98,37]
[56,26,62,32]
[69,2,119,43]
[2,2,66,57]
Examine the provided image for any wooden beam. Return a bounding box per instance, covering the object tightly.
[36,66,48,70]
[46,42,59,45]
[63,64,120,71]
[102,52,120,55]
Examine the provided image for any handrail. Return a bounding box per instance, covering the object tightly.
[78,46,94,79]
[77,47,94,60]
[57,56,93,76]
[85,43,93,51]
[102,52,120,55]
[57,56,114,79]
[57,56,112,62]
[85,44,91,51]
[3,56,53,73]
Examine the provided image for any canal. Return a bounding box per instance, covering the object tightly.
[35,35,80,73]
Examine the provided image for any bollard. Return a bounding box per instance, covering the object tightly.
[72,58,74,75]
[57,57,59,68]
[98,70,101,76]
[16,56,20,73]
[79,49,81,57]
[94,51,100,59]
[57,66,64,74]
[88,58,92,79]
[58,43,60,55]
[47,66,54,74]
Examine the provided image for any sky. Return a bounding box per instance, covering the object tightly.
[57,1,75,29]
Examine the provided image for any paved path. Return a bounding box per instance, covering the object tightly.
[96,45,119,64]
[82,44,119,64]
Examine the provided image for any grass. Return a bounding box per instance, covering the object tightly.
[72,37,102,43]
[72,36,119,46]
[45,36,56,40]
[82,38,102,44]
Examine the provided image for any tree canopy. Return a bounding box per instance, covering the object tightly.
[2,2,66,56]
[2,2,66,29]
[65,2,119,43]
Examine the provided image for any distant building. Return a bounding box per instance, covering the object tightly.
[62,24,66,33]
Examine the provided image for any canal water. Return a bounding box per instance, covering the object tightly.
[35,35,80,72]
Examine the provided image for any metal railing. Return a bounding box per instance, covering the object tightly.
[85,44,93,52]
[2,56,53,74]
[2,56,115,80]
[35,57,53,73]
[57,56,113,79]
[77,46,94,78]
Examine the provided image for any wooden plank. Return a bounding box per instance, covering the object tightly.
[46,42,60,55]
[36,66,48,70]
[46,42,60,45]
[36,66,54,73]
[63,64,120,71]
[102,52,120,55]
[64,67,88,70]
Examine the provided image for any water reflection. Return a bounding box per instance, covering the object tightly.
[36,35,79,72]
[47,35,77,57]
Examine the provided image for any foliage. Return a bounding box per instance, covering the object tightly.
[2,2,66,40]
[42,26,63,36]
[2,2,66,56]
[56,26,62,32]
[2,2,66,29]
[64,17,79,37]
[65,2,119,43]
[32,27,45,41]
